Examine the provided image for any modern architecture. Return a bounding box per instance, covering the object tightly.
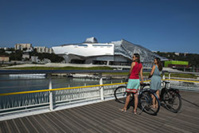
[52,37,167,66]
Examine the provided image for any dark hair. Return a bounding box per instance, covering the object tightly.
[155,57,162,71]
[134,53,140,63]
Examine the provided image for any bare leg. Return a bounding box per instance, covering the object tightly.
[155,90,160,108]
[156,90,160,99]
[151,94,156,108]
[123,92,131,110]
[134,93,138,114]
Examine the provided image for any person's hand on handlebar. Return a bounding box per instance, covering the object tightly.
[148,74,152,79]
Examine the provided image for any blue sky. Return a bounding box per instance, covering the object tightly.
[0,0,199,53]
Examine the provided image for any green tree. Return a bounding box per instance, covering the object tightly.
[9,50,23,61]
[155,52,199,67]
[35,53,64,62]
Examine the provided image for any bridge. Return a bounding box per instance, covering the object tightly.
[0,91,199,133]
[0,70,199,132]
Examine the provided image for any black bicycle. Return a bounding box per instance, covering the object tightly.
[160,81,182,113]
[114,83,160,115]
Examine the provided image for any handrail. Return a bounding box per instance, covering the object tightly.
[1,78,199,97]
[166,79,199,83]
[1,68,199,113]
[0,82,126,96]
[162,70,199,75]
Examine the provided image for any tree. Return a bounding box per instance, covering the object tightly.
[35,53,64,62]
[9,50,23,61]
[155,52,199,67]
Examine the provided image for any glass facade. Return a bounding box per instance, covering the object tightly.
[112,39,167,66]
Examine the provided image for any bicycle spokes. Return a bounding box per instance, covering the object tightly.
[139,91,160,115]
[114,86,127,104]
[163,91,182,113]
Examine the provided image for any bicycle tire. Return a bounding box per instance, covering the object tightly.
[139,90,160,115]
[163,90,182,113]
[114,86,127,104]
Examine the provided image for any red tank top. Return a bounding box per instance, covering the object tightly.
[129,62,142,79]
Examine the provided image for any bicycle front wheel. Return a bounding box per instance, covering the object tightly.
[163,90,182,113]
[139,90,160,115]
[114,86,127,104]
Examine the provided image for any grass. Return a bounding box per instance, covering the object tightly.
[104,72,197,79]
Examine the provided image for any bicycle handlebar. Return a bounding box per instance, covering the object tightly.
[162,80,170,84]
[140,83,150,87]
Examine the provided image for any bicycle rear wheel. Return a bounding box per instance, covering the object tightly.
[114,86,127,104]
[163,90,182,113]
[139,90,160,115]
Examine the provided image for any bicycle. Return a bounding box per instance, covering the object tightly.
[114,82,160,115]
[160,80,182,113]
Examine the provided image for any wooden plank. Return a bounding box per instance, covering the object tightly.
[32,114,60,133]
[0,91,199,133]
[40,113,66,133]
[12,118,29,133]
[27,116,48,133]
[0,121,11,133]
[52,111,83,133]
[5,120,20,133]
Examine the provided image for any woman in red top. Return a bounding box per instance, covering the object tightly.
[120,53,143,114]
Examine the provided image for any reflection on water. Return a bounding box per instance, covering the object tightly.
[0,75,125,93]
[1,75,199,110]
[1,75,199,93]
[0,75,125,110]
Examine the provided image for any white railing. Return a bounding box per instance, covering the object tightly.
[0,70,127,115]
[0,69,199,119]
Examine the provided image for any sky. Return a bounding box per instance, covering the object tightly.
[0,0,199,53]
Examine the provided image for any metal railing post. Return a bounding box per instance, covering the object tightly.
[162,72,166,87]
[49,74,53,111]
[99,73,104,100]
[163,73,165,80]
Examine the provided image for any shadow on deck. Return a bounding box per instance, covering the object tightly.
[0,91,199,133]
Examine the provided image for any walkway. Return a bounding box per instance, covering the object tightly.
[1,91,199,133]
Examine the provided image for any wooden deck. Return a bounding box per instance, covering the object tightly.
[0,91,199,133]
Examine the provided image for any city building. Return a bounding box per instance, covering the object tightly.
[15,43,33,51]
[52,37,167,66]
[34,46,53,54]
[31,56,39,63]
[0,55,9,62]
[22,53,30,59]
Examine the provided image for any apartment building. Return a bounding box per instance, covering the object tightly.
[34,46,53,54]
[15,43,33,51]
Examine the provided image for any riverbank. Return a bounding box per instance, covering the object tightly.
[1,63,198,79]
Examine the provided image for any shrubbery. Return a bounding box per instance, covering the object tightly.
[0,48,64,63]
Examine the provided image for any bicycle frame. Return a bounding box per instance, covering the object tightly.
[160,81,180,101]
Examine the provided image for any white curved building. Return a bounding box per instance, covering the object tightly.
[52,37,167,66]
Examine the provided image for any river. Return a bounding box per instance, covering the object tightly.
[0,74,125,93]
[0,74,199,110]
